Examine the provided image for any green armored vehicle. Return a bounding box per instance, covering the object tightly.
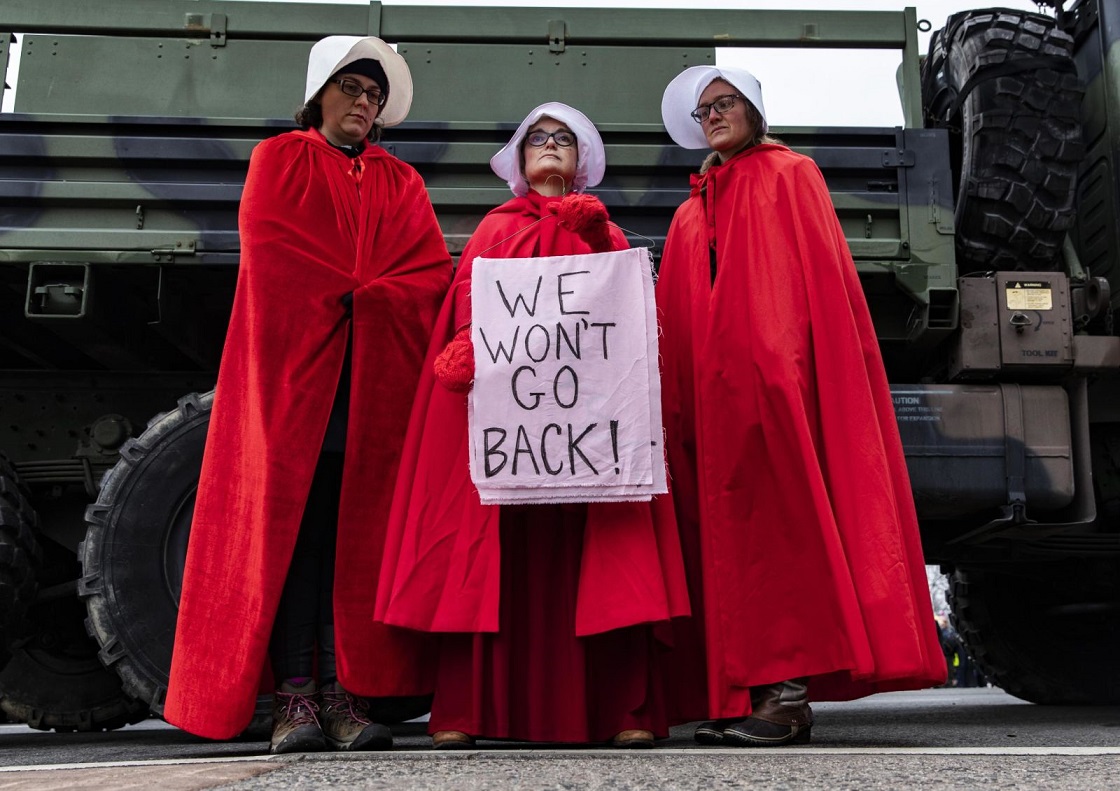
[0,0,1115,730]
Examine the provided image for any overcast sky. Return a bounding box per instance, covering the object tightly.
[3,1,1046,123]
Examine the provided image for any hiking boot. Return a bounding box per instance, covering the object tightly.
[320,682,393,751]
[270,679,326,754]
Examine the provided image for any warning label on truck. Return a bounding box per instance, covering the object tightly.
[891,391,945,423]
[1005,281,1052,310]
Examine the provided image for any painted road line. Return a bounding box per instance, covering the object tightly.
[3,745,1120,772]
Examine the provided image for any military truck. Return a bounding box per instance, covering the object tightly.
[0,0,1115,731]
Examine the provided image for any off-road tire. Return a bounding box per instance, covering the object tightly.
[0,537,148,731]
[949,565,1120,705]
[80,392,213,715]
[0,451,41,648]
[81,391,432,727]
[921,9,1083,273]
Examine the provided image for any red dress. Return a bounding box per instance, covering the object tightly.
[657,145,946,719]
[376,191,691,741]
[165,129,451,739]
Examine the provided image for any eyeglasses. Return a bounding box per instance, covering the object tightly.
[332,78,387,107]
[691,94,744,123]
[525,129,576,147]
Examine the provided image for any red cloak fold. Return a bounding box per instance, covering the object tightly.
[165,129,452,739]
[657,144,946,718]
[376,191,690,638]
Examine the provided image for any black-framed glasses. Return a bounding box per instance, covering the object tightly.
[691,94,744,123]
[332,78,387,107]
[525,129,576,147]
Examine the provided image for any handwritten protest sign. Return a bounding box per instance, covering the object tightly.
[468,247,667,504]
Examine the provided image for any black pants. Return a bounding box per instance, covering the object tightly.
[268,451,344,684]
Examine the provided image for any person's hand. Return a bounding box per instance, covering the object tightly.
[548,193,613,252]
[433,326,474,393]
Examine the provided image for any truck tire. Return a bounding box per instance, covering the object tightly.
[921,9,1083,273]
[81,391,431,726]
[0,537,148,731]
[949,565,1120,704]
[0,452,41,648]
[80,392,213,715]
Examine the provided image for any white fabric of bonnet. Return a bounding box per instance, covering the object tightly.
[489,102,607,197]
[304,35,413,128]
[660,66,767,150]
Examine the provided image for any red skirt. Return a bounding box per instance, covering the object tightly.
[428,504,670,743]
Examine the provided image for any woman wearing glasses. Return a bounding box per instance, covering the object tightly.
[655,66,945,747]
[165,36,451,753]
[376,102,690,749]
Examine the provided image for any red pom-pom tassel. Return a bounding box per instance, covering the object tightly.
[548,193,613,252]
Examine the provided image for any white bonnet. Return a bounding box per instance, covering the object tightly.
[660,66,767,149]
[305,36,413,128]
[489,102,606,196]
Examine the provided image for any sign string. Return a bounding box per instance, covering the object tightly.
[473,214,658,257]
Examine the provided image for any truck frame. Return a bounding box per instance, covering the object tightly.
[0,0,1116,730]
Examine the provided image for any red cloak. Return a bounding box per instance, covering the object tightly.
[375,190,690,638]
[657,144,946,719]
[165,129,452,740]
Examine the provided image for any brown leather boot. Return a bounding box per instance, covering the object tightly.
[611,728,655,748]
[432,730,475,749]
[722,679,813,747]
[270,679,326,754]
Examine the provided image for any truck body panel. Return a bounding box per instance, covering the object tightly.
[0,0,1116,725]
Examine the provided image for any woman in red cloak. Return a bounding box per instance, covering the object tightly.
[376,102,691,749]
[655,66,947,747]
[164,36,451,753]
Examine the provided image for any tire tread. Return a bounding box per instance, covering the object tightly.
[921,9,1083,273]
[80,391,215,716]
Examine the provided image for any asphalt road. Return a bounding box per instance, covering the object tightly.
[0,688,1117,789]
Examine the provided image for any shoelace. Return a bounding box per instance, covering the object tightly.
[276,691,321,727]
[321,690,372,726]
